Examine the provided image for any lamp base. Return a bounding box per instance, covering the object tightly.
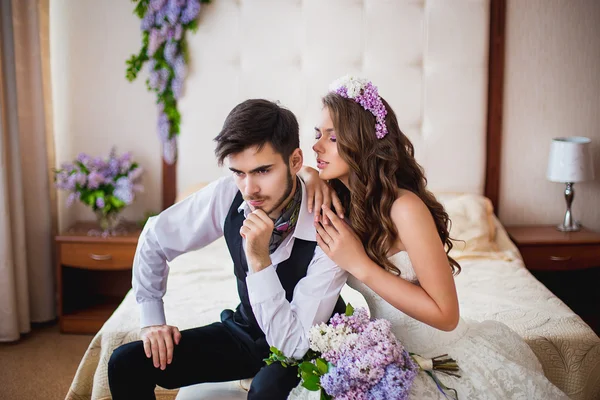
[556,222,581,232]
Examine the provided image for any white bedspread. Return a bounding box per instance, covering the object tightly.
[66,216,600,400]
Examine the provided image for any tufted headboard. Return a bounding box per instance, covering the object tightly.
[165,0,505,211]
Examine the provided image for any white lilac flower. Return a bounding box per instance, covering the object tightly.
[163,138,177,164]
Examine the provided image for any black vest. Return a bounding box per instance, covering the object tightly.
[222,191,345,345]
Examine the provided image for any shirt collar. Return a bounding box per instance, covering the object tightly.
[238,176,315,242]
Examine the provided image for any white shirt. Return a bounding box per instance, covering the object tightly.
[132,175,348,359]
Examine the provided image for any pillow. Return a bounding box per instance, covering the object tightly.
[434,192,499,256]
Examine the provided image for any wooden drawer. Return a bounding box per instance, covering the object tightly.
[520,244,600,271]
[60,242,136,270]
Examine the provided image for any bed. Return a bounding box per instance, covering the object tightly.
[65,0,600,399]
[65,193,600,400]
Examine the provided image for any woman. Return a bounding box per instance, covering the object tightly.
[291,76,567,399]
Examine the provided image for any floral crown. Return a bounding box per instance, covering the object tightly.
[328,75,388,139]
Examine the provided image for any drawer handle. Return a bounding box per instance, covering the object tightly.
[549,255,571,261]
[89,253,112,261]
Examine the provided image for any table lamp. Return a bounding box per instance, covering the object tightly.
[546,137,595,231]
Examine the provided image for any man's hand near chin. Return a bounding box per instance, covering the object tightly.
[140,324,182,370]
[240,209,274,273]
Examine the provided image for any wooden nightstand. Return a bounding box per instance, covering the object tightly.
[506,225,600,334]
[55,221,141,334]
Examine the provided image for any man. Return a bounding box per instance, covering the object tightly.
[108,99,348,399]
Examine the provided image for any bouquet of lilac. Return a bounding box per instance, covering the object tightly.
[268,305,460,400]
[54,148,144,232]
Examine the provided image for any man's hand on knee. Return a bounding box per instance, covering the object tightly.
[140,325,182,370]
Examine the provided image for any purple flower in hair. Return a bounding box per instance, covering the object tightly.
[330,75,388,139]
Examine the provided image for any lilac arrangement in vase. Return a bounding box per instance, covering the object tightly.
[54,148,144,235]
[125,0,209,164]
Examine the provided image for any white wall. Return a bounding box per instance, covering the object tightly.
[51,0,600,232]
[51,0,161,230]
[499,0,600,231]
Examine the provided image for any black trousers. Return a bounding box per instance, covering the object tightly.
[108,311,300,400]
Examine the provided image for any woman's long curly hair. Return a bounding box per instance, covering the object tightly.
[323,93,460,276]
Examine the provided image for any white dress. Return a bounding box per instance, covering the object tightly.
[288,252,568,400]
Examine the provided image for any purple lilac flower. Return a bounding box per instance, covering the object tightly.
[368,362,418,400]
[108,158,120,177]
[141,9,156,31]
[150,0,167,12]
[174,24,183,40]
[92,157,105,170]
[160,24,170,37]
[316,307,417,398]
[173,55,186,79]
[60,162,75,173]
[171,77,183,99]
[87,171,105,189]
[158,68,170,93]
[148,28,165,56]
[149,69,161,90]
[164,41,178,65]
[119,152,133,173]
[96,197,105,209]
[114,177,134,205]
[166,0,181,25]
[76,153,91,168]
[181,0,201,24]
[158,112,170,143]
[128,166,144,182]
[148,58,157,72]
[66,192,80,207]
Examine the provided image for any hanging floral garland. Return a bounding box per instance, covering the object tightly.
[126,0,210,164]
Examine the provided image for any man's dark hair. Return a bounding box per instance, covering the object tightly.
[214,99,300,166]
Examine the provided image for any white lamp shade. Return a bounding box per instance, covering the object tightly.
[546,137,595,183]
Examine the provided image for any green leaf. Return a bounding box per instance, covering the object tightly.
[320,390,332,400]
[299,362,319,375]
[301,374,320,391]
[345,303,355,316]
[316,358,328,375]
[108,195,125,209]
